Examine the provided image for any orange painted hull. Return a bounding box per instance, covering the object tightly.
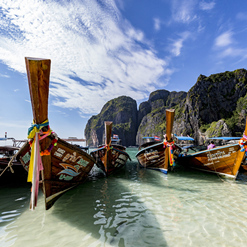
[177,144,244,178]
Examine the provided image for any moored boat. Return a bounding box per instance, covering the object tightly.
[16,57,95,210]
[136,109,181,174]
[175,119,247,179]
[90,121,131,176]
[0,143,27,183]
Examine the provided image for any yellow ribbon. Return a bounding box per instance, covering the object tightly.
[27,135,36,182]
[27,119,49,182]
[27,119,49,139]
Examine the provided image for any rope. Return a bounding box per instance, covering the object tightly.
[27,120,49,139]
[27,119,58,210]
[0,144,26,177]
[0,161,14,177]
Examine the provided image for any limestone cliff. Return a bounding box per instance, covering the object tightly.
[85,68,247,146]
[85,96,137,147]
[136,90,187,145]
[173,69,247,144]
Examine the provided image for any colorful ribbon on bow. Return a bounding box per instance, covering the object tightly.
[28,132,44,210]
[27,119,52,210]
[163,140,175,166]
[239,134,247,160]
[28,119,49,139]
[104,145,112,151]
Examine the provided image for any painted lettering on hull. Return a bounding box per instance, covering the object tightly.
[204,148,236,166]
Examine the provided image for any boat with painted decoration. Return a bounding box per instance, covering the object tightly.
[135,109,181,174]
[15,57,95,210]
[90,121,131,176]
[175,123,247,179]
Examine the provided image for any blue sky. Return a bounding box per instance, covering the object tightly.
[0,0,247,141]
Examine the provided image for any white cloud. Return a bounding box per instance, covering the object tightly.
[215,31,233,47]
[199,1,216,11]
[217,47,247,60]
[0,73,9,78]
[154,18,161,31]
[0,0,170,115]
[236,12,247,21]
[170,32,191,57]
[213,30,247,62]
[171,0,197,23]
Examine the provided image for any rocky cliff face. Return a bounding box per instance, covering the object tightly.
[173,69,247,144]
[85,69,247,146]
[85,96,137,147]
[136,90,187,145]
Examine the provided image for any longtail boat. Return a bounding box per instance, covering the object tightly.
[176,118,247,179]
[90,121,131,176]
[136,109,181,174]
[0,144,27,183]
[16,57,95,210]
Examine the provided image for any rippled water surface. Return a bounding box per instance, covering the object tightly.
[1,148,247,247]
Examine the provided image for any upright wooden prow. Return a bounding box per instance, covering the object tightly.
[232,116,247,178]
[104,121,113,173]
[25,57,52,209]
[25,57,51,124]
[105,121,112,147]
[166,109,175,141]
[164,109,175,171]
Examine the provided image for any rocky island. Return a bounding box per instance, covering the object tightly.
[85,69,247,147]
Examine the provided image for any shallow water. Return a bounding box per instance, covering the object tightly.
[1,148,247,247]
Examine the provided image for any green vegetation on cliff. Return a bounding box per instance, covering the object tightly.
[85,68,247,146]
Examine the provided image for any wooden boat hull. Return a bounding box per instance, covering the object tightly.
[21,57,96,210]
[176,144,243,178]
[136,142,180,174]
[17,136,95,209]
[0,158,28,184]
[136,109,179,174]
[90,145,130,176]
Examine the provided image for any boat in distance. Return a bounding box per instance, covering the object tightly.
[90,121,131,176]
[136,109,181,174]
[175,120,247,179]
[16,57,95,210]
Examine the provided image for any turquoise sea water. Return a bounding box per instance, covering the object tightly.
[1,147,247,247]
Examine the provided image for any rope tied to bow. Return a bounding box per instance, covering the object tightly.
[27,119,49,139]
